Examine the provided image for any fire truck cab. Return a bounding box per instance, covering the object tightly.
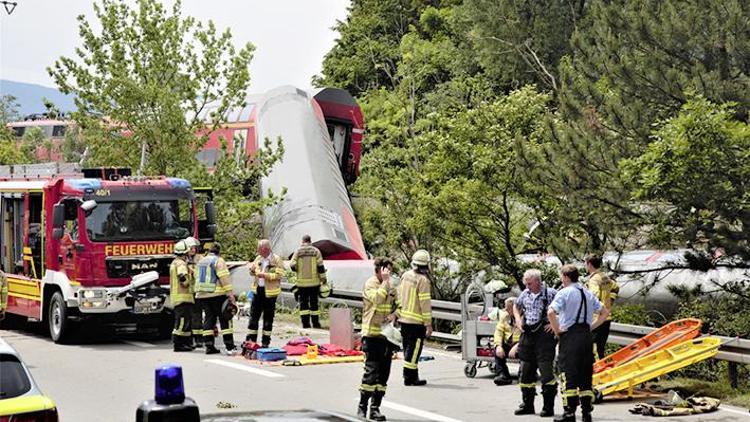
[0,163,215,343]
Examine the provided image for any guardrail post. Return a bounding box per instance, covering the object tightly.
[727,362,738,389]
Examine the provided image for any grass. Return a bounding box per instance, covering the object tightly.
[646,377,750,408]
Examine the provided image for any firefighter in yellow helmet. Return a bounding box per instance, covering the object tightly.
[246,239,285,347]
[184,236,205,348]
[585,254,619,360]
[195,242,237,355]
[290,234,326,329]
[0,269,8,321]
[170,240,195,352]
[357,257,397,421]
[396,249,433,386]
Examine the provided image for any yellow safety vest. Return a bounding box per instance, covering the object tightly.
[194,254,232,299]
[396,270,432,326]
[169,257,194,305]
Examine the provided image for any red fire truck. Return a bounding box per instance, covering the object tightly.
[0,163,215,342]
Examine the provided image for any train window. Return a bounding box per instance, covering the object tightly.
[52,125,67,137]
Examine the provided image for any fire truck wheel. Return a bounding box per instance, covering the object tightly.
[48,291,70,343]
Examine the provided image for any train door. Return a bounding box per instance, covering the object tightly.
[26,193,43,279]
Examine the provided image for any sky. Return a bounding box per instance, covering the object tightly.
[0,0,350,93]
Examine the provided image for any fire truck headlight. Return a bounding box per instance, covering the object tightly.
[81,289,104,299]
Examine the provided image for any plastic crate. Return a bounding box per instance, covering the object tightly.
[257,347,287,362]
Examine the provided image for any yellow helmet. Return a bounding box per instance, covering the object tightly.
[411,249,430,267]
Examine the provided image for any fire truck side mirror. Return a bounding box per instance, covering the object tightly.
[52,204,65,229]
[205,201,216,225]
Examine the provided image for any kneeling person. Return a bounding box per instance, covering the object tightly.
[493,297,519,385]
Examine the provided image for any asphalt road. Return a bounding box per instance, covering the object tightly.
[2,317,749,422]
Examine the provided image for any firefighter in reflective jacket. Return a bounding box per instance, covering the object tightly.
[246,239,285,347]
[548,264,609,422]
[170,241,195,352]
[195,242,237,355]
[396,249,433,386]
[357,258,397,421]
[493,297,520,385]
[185,237,204,348]
[584,254,619,360]
[0,269,8,321]
[290,234,326,329]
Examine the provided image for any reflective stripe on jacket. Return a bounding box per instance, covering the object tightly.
[361,276,396,337]
[195,254,232,299]
[396,270,432,325]
[250,253,285,297]
[586,270,619,321]
[290,245,325,287]
[170,257,194,305]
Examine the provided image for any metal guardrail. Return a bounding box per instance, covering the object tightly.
[280,284,750,365]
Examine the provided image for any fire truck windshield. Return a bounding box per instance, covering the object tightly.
[85,200,193,242]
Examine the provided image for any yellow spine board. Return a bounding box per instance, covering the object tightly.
[297,355,365,366]
[593,337,721,397]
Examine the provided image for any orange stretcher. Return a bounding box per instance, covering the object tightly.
[594,318,702,373]
[593,337,721,399]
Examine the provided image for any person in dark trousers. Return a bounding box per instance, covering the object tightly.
[246,239,285,347]
[169,240,195,352]
[513,269,558,417]
[357,258,397,421]
[290,235,326,329]
[396,249,433,386]
[195,243,237,355]
[549,264,610,422]
[584,254,619,360]
[184,236,204,348]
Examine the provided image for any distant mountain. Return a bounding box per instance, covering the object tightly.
[0,80,76,118]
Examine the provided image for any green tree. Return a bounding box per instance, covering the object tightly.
[518,0,750,259]
[48,0,254,175]
[626,96,750,261]
[315,0,426,95]
[460,0,584,91]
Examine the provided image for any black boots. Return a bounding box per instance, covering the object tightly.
[539,385,556,417]
[404,378,427,386]
[301,315,311,329]
[357,391,371,418]
[205,344,220,355]
[311,315,322,329]
[173,336,192,352]
[514,387,536,415]
[493,359,513,385]
[370,391,387,421]
[554,396,579,422]
[580,394,593,422]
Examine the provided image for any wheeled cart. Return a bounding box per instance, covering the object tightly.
[460,282,500,378]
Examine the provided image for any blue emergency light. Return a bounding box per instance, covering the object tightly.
[155,365,186,405]
[136,364,199,422]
